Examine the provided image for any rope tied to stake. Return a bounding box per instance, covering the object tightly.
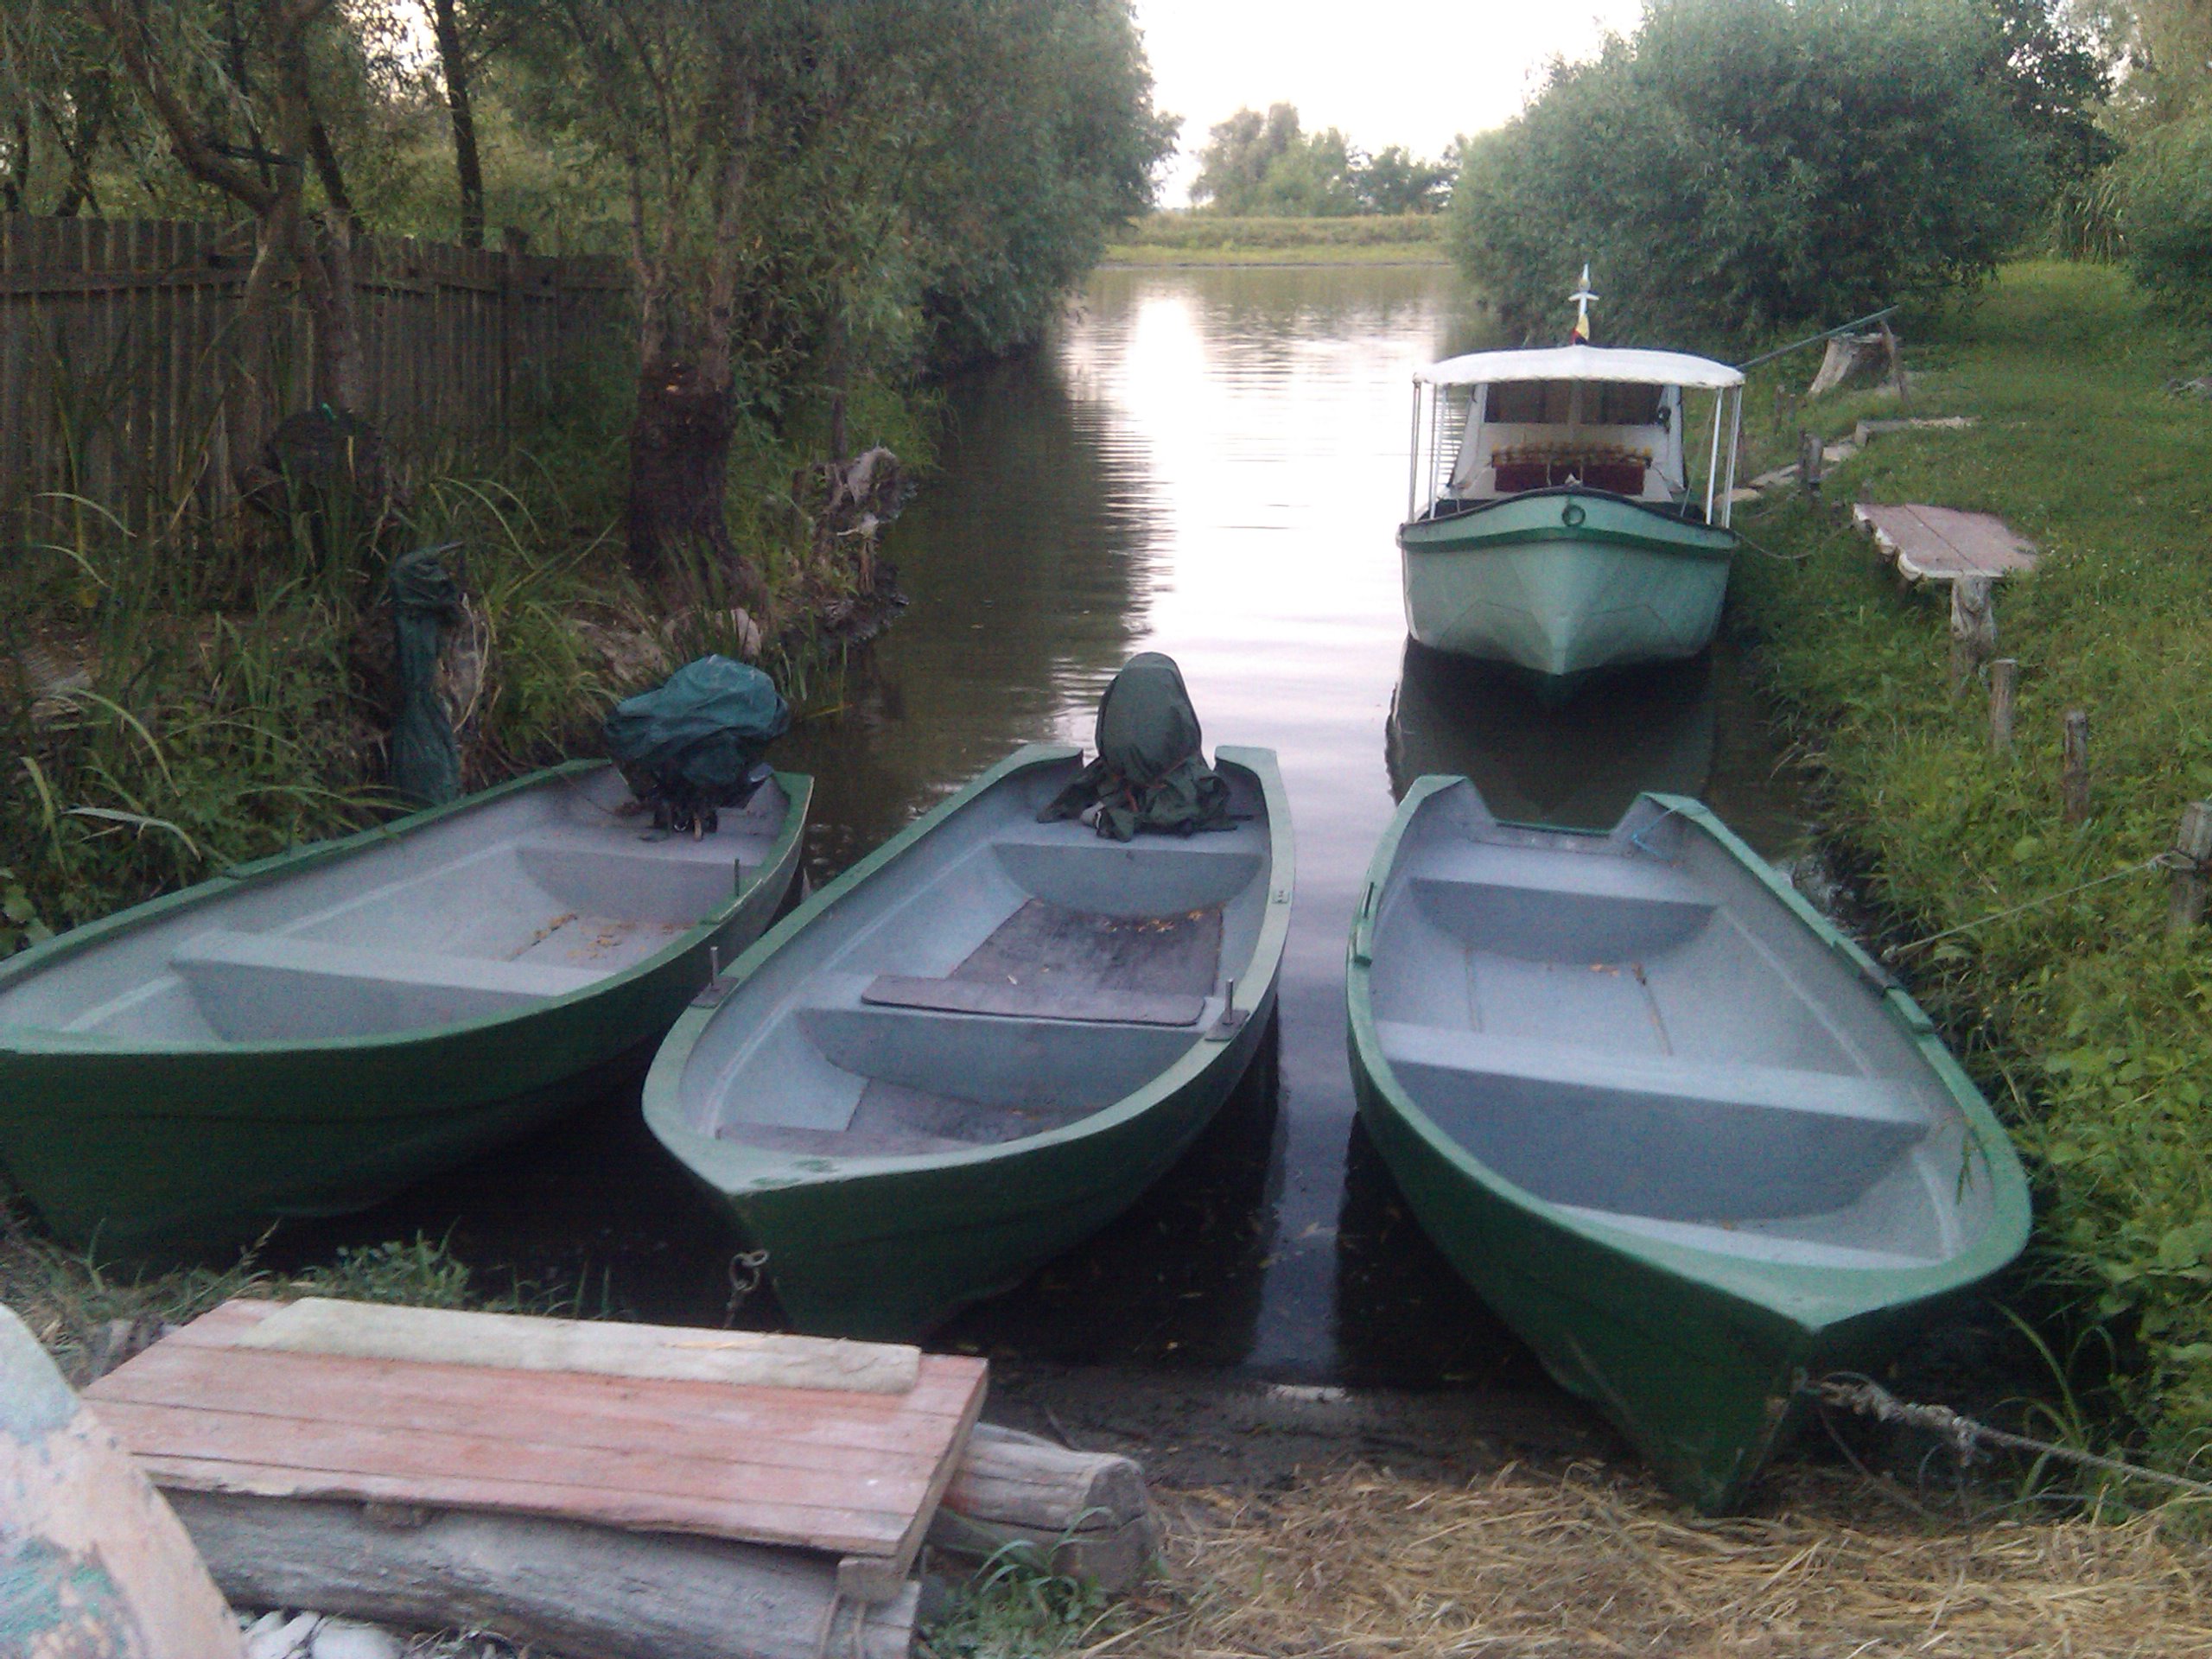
[1802,1373,2212,1500]
[1891,857,2164,955]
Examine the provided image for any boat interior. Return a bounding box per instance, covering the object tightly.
[671,755,1274,1159]
[1366,785,1999,1271]
[1424,378,1689,518]
[0,767,793,1045]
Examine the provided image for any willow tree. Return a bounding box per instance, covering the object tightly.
[508,0,1170,596]
[83,0,371,421]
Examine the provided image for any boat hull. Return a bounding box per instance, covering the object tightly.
[1346,779,2031,1511]
[645,744,1294,1342]
[0,765,811,1256]
[1396,491,1734,684]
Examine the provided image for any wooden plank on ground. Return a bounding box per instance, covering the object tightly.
[1853,502,2039,583]
[84,1298,985,1575]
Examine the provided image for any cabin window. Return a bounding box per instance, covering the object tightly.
[1486,380,1576,424]
[1485,380,1664,427]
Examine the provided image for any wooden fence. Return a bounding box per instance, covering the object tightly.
[0,218,629,548]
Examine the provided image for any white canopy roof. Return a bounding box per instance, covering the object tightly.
[1415,344,1743,391]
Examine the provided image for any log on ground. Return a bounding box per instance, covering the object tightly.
[927,1422,1159,1590]
[168,1491,916,1659]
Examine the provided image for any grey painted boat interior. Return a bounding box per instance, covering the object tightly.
[1367,783,2000,1271]
[0,766,797,1044]
[662,752,1274,1158]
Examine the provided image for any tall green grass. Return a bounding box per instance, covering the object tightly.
[1729,261,2212,1466]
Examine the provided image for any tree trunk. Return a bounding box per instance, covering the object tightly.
[429,0,486,248]
[627,356,763,603]
[1,114,28,212]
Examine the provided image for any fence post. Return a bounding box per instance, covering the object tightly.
[1949,576,1994,697]
[1798,430,1823,502]
[1987,658,2018,757]
[2062,710,2091,825]
[2168,802,2212,936]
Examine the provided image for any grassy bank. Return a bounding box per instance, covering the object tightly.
[1726,261,2212,1465]
[1103,212,1448,266]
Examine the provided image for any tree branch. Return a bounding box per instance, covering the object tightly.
[85,0,279,213]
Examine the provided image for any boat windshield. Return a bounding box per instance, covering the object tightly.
[1487,380,1666,426]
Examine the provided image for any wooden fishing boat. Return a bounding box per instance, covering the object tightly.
[1346,778,2029,1510]
[0,760,810,1255]
[1399,343,1745,687]
[644,742,1292,1341]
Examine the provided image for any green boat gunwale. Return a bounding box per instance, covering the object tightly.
[1396,487,1738,562]
[0,760,815,1058]
[644,741,1295,1185]
[1346,775,2031,1332]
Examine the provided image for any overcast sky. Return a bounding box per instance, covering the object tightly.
[1134,1,1646,203]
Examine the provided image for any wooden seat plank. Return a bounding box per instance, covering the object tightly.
[84,1300,988,1570]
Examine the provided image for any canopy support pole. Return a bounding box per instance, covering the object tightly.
[1703,391,1723,524]
[1407,384,1421,520]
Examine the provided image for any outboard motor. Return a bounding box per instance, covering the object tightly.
[1039,651,1231,841]
[603,655,791,835]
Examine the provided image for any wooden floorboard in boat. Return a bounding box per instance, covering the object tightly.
[84,1299,986,1567]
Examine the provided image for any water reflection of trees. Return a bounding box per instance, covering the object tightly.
[778,350,1166,884]
[1386,640,1719,830]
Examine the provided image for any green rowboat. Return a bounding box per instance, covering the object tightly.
[1400,343,1747,687]
[1347,778,2029,1510]
[0,761,810,1255]
[644,742,1292,1342]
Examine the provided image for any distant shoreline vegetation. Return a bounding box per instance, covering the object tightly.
[1103,213,1449,266]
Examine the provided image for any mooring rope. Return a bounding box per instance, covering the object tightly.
[1891,857,2164,954]
[1802,1373,2212,1500]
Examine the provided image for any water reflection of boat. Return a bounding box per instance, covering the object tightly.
[1387,639,1716,829]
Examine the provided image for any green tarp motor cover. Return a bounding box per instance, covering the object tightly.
[1039,652,1231,841]
[604,656,790,829]
[387,545,462,808]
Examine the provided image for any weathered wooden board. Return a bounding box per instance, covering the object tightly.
[84,1299,986,1574]
[236,1296,918,1392]
[1854,503,2039,583]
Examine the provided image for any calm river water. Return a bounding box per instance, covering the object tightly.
[289,265,1813,1385]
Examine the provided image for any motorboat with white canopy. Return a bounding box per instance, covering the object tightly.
[1397,329,1745,688]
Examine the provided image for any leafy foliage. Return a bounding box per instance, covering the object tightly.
[1978,0,2119,188]
[1450,0,2045,345]
[2117,102,2212,302]
[1192,103,1452,217]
